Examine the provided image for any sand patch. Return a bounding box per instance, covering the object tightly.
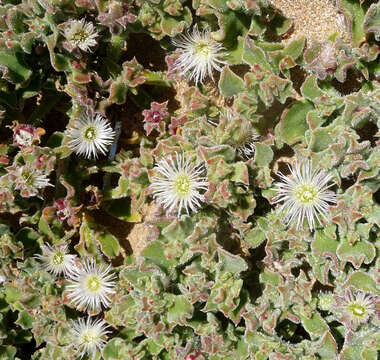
[269,0,347,44]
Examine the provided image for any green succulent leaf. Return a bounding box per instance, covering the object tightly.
[218,66,245,97]
[276,100,314,145]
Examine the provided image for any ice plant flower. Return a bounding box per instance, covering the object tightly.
[12,164,52,198]
[71,317,110,359]
[236,130,258,158]
[226,113,259,159]
[67,113,116,159]
[172,24,227,85]
[334,289,377,329]
[235,122,259,159]
[35,243,76,277]
[66,258,116,312]
[273,160,337,231]
[64,19,98,52]
[150,153,209,216]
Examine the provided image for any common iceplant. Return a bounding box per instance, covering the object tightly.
[70,317,110,359]
[66,259,116,312]
[273,160,337,230]
[172,24,227,85]
[67,113,116,159]
[150,152,209,216]
[64,19,99,52]
[0,0,378,358]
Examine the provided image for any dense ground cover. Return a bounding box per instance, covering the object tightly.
[0,0,379,359]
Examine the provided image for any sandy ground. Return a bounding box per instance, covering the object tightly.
[269,0,347,44]
[127,202,159,258]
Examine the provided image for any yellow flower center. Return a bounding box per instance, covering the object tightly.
[21,168,34,185]
[82,329,98,344]
[86,275,101,292]
[173,173,191,198]
[71,30,88,43]
[52,251,64,265]
[195,41,212,58]
[295,183,318,204]
[84,126,97,141]
[349,303,366,317]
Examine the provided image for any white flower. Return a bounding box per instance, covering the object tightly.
[334,289,377,329]
[273,160,337,230]
[18,166,52,189]
[64,19,98,52]
[151,153,209,216]
[71,317,110,359]
[13,165,53,197]
[172,24,227,85]
[66,259,116,312]
[35,243,76,277]
[67,113,116,159]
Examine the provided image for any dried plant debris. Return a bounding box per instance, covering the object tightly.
[0,0,379,359]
